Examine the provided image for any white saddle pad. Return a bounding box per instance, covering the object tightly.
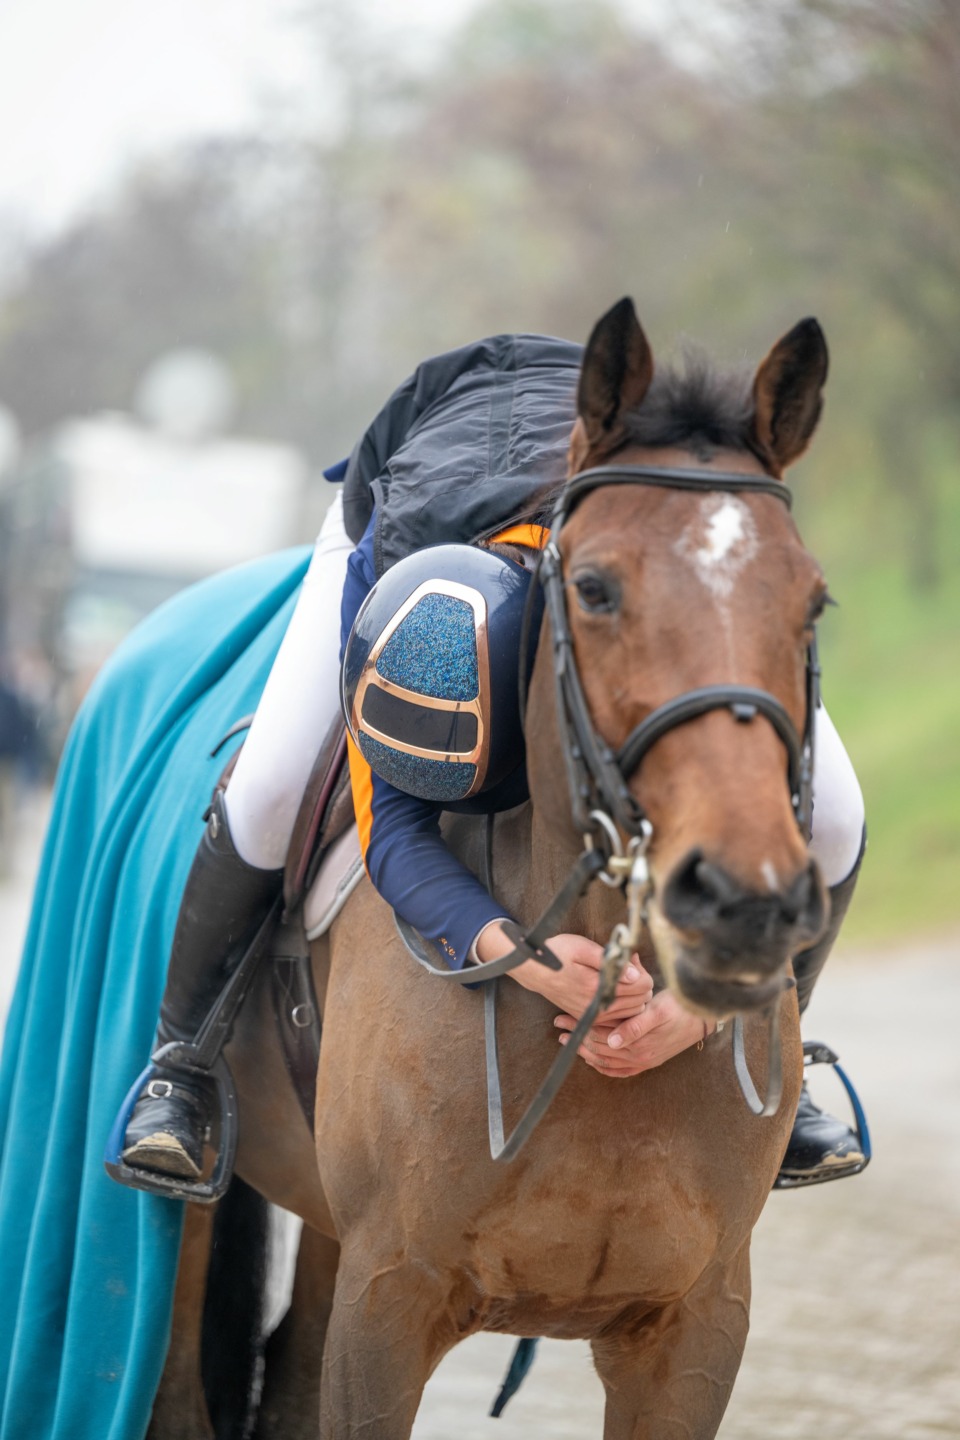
[303,823,364,940]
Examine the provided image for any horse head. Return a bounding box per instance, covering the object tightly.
[528,297,831,1017]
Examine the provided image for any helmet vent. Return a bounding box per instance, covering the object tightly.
[360,684,479,754]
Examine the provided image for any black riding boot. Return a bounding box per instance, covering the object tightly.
[778,833,867,1185]
[121,792,282,1180]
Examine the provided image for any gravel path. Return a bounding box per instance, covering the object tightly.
[2,811,957,1438]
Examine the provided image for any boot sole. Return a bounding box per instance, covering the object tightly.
[121,1133,203,1180]
[778,1148,866,1180]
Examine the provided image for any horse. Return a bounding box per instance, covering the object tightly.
[152,295,831,1439]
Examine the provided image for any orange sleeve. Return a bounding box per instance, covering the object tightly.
[347,520,546,869]
[488,523,550,550]
[346,734,375,869]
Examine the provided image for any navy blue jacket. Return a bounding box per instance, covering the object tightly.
[336,333,580,965]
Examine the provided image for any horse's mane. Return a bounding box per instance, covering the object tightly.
[527,347,758,528]
[621,346,755,462]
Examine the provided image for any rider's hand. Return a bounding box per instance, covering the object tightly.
[553,989,713,1078]
[474,922,653,1022]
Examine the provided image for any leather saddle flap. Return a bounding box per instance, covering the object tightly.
[283,718,355,913]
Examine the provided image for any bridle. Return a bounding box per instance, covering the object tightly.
[539,463,819,857]
[397,459,821,1159]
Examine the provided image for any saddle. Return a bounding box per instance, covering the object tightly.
[210,711,357,914]
[270,718,362,1132]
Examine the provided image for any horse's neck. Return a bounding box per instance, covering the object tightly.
[441,803,629,951]
[490,804,627,948]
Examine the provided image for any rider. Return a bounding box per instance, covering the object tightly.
[118,328,867,1190]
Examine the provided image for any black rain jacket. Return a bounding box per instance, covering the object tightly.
[341,333,583,573]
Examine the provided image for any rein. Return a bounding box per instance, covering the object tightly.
[398,461,818,1158]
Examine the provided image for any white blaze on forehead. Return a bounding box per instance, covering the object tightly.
[674,494,759,599]
[702,503,745,561]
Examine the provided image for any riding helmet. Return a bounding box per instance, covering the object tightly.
[341,544,539,804]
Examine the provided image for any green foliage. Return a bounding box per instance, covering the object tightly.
[449,0,629,74]
[815,545,960,941]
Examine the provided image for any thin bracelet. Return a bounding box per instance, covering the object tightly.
[698,1018,726,1052]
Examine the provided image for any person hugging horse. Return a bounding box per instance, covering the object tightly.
[116,298,868,1197]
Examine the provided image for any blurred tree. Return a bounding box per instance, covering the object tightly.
[0,140,293,439]
[714,0,960,589]
[364,0,751,360]
[0,10,418,462]
[0,0,955,593]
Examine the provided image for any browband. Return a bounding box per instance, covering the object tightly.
[556,464,793,522]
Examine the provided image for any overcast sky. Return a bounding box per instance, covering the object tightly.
[0,0,681,237]
[0,0,481,233]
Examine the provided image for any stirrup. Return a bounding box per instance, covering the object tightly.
[773,1039,872,1190]
[104,1042,238,1203]
[105,893,281,1202]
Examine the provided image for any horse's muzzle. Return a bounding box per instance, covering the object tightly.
[659,849,826,1013]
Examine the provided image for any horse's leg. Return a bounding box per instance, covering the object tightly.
[148,1203,216,1440]
[318,1240,455,1440]
[591,1245,751,1440]
[254,1223,340,1440]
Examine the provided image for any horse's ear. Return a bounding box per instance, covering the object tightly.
[750,318,829,475]
[575,297,654,459]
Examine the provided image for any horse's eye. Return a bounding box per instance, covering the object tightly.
[572,572,618,614]
[806,589,837,628]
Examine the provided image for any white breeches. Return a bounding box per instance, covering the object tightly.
[224,491,352,869]
[808,703,866,887]
[225,489,866,888]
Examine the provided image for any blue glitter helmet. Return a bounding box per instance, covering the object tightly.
[341,544,538,804]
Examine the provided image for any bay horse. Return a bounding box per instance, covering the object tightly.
[153,297,831,1439]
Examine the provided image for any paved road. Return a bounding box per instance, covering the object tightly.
[2,810,958,1438]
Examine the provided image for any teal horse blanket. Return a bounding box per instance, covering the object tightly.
[0,546,311,1440]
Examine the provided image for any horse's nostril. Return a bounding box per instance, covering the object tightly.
[780,867,811,923]
[664,849,747,927]
[788,860,826,936]
[665,851,823,944]
[694,860,744,908]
